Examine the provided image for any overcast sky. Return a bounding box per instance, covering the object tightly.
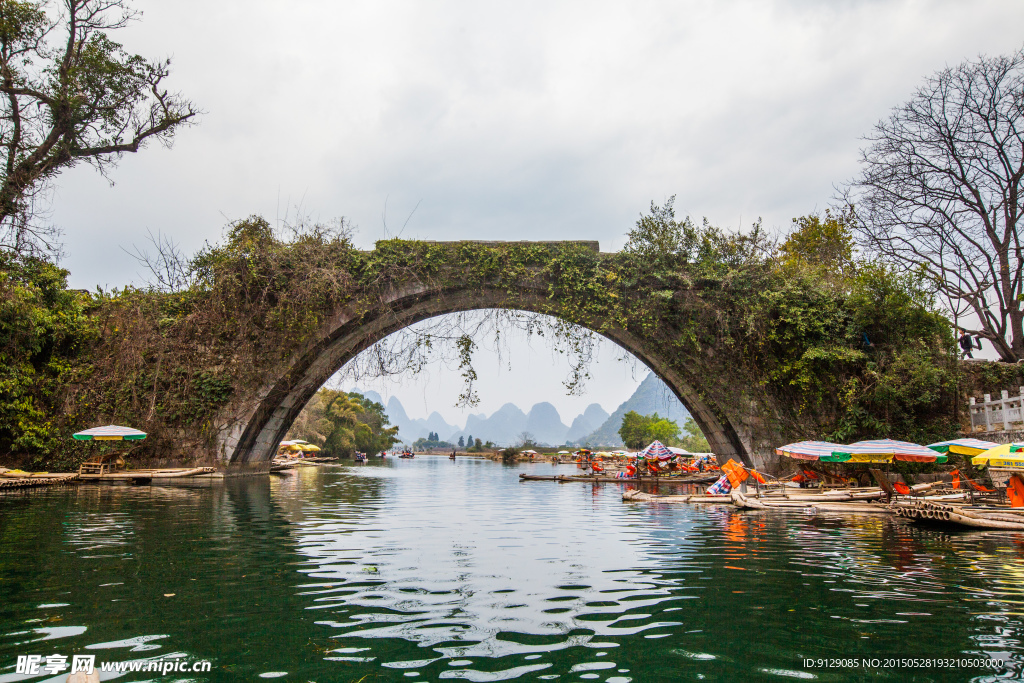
[49,0,1019,423]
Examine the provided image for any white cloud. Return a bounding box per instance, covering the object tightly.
[46,0,1022,412]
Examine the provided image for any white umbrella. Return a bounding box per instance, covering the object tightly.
[73,425,147,441]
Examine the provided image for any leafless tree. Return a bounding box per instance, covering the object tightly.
[848,48,1024,361]
[0,0,198,257]
[125,228,190,292]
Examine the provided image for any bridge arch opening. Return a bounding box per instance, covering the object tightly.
[221,290,756,468]
[292,310,703,454]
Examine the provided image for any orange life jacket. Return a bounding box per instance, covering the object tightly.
[1007,474,1024,508]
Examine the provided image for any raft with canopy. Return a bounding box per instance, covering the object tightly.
[830,440,947,463]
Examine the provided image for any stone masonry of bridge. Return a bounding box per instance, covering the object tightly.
[211,240,787,473]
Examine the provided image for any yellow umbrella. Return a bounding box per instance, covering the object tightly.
[971,443,1024,469]
[300,444,321,452]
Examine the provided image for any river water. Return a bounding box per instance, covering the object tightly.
[1,456,1022,682]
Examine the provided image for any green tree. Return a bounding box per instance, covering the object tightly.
[647,417,681,445]
[288,389,398,457]
[347,392,400,455]
[0,253,91,458]
[618,410,680,450]
[623,195,771,275]
[322,392,363,456]
[779,208,855,271]
[412,433,452,451]
[0,0,197,255]
[678,418,710,453]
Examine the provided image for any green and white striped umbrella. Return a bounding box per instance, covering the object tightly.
[73,425,147,441]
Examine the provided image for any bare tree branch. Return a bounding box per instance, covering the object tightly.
[0,0,198,258]
[846,48,1024,361]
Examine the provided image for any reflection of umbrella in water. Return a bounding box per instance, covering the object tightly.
[73,425,147,441]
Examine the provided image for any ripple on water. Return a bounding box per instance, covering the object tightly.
[1,459,1023,680]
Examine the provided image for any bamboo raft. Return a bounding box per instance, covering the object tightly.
[623,481,948,505]
[77,467,216,482]
[0,468,80,489]
[893,499,1024,530]
[624,484,1024,530]
[520,473,720,484]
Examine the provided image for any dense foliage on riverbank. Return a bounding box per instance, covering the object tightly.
[287,389,399,457]
[0,207,1014,471]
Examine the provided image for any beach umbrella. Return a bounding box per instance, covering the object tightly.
[557,451,570,454]
[831,439,947,463]
[300,444,321,452]
[73,425,147,441]
[971,443,1024,468]
[640,440,674,460]
[775,441,845,461]
[927,438,1000,456]
[667,446,691,456]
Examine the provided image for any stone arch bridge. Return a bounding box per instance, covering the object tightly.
[210,240,788,472]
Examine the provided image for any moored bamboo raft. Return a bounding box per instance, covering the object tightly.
[624,481,969,516]
[0,469,79,489]
[521,473,719,484]
[893,499,1024,530]
[622,489,733,504]
[77,466,215,481]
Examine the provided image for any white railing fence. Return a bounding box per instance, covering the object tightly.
[970,387,1024,433]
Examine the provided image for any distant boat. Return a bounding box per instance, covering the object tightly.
[399,451,415,459]
[354,452,367,462]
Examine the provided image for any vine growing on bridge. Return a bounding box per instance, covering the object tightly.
[0,202,977,469]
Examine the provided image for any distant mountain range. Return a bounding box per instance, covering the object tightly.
[575,372,692,447]
[350,371,690,447]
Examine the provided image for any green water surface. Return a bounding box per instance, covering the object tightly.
[1,456,1022,682]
